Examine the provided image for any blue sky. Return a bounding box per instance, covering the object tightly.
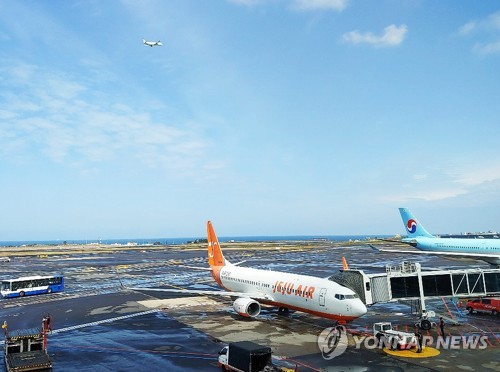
[1,0,500,240]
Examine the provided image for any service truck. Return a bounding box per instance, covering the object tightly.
[373,322,417,350]
[466,297,499,316]
[218,341,290,372]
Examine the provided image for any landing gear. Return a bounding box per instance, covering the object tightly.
[418,319,432,331]
[415,310,434,330]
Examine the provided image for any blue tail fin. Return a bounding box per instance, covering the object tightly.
[398,208,434,238]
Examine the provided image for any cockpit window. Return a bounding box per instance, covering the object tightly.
[344,294,359,299]
[335,293,358,300]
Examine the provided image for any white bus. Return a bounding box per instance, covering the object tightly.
[1,275,64,298]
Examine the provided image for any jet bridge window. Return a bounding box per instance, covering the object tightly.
[484,272,500,293]
[452,274,469,294]
[422,274,453,296]
[468,273,485,293]
[390,276,419,299]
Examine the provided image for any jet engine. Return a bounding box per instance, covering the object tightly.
[233,297,261,317]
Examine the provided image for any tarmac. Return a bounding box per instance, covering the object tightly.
[0,241,498,371]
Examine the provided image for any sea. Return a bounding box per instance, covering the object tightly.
[0,235,388,247]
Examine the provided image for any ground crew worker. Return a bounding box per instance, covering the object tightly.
[415,330,423,353]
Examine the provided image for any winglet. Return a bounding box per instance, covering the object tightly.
[207,221,227,267]
[342,257,349,270]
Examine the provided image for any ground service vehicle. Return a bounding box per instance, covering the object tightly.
[3,317,52,371]
[466,298,499,315]
[218,341,285,372]
[373,322,417,350]
[1,275,64,298]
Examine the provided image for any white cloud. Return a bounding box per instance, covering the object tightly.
[473,40,500,55]
[459,11,500,55]
[382,189,468,203]
[459,11,500,34]
[225,0,348,11]
[415,189,469,201]
[226,0,262,5]
[413,174,427,181]
[342,24,407,47]
[9,63,39,83]
[382,163,500,203]
[459,21,476,36]
[490,11,500,29]
[291,0,348,11]
[454,166,500,187]
[0,62,217,177]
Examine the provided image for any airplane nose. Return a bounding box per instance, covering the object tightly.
[352,299,367,317]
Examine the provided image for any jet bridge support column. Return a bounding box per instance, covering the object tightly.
[414,263,434,330]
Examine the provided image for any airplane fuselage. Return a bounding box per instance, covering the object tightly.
[404,237,500,265]
[215,265,367,322]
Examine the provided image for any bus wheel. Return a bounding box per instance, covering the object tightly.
[47,288,52,294]
[19,291,25,297]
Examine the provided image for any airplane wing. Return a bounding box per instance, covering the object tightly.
[177,265,212,271]
[176,262,246,270]
[373,237,405,243]
[368,244,499,260]
[128,287,273,301]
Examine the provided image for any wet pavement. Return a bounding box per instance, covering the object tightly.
[0,243,498,371]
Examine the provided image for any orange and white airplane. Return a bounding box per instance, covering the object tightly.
[132,221,367,323]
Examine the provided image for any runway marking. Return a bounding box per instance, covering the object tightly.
[50,309,161,334]
[0,309,161,346]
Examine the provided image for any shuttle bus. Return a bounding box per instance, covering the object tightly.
[1,275,64,298]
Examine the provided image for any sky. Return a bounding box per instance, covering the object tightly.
[1,0,500,240]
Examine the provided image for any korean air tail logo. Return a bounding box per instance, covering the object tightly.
[407,219,417,234]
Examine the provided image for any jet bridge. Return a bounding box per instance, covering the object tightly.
[330,261,500,312]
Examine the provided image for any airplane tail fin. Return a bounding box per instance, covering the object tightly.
[399,208,434,238]
[207,221,229,267]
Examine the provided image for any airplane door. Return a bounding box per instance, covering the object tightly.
[319,288,327,306]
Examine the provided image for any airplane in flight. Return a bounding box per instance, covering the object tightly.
[142,38,163,47]
[373,208,500,267]
[131,221,367,323]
